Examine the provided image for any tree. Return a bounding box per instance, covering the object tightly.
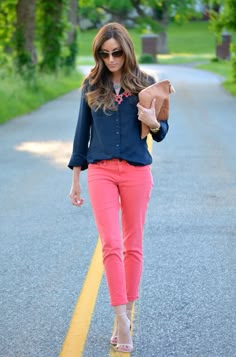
[0,0,79,79]
[65,0,78,68]
[79,0,199,54]
[38,0,79,72]
[94,0,132,24]
[130,0,198,53]
[39,0,68,72]
[15,0,37,71]
[79,0,132,29]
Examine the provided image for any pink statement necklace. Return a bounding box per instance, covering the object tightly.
[113,90,131,105]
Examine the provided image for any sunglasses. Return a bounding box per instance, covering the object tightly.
[99,49,124,59]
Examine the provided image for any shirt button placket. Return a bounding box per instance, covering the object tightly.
[115,111,121,154]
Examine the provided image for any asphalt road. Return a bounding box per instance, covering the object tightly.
[0,64,235,357]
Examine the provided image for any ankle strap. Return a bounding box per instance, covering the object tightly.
[115,312,127,317]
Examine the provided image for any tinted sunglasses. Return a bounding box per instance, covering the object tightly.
[99,49,124,59]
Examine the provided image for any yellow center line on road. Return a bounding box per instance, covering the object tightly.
[147,134,153,153]
[60,134,153,356]
[60,239,103,357]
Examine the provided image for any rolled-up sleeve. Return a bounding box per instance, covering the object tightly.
[68,87,92,170]
[151,120,169,142]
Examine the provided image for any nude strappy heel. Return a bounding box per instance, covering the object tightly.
[110,309,132,345]
[112,312,133,353]
[127,308,132,322]
[110,320,118,345]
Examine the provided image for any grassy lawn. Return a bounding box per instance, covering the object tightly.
[0,70,83,124]
[167,21,216,54]
[77,21,216,62]
[196,60,236,96]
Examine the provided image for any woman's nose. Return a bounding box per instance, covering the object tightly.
[108,53,115,61]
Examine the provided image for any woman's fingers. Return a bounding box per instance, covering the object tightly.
[137,99,156,125]
[75,198,84,206]
[70,191,84,207]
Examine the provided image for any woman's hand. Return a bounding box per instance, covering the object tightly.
[69,166,84,207]
[70,183,84,207]
[137,98,160,129]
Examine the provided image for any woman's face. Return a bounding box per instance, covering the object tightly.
[99,38,125,76]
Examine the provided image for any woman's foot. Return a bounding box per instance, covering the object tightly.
[110,307,132,345]
[112,313,133,353]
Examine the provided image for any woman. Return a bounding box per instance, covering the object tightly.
[68,22,169,353]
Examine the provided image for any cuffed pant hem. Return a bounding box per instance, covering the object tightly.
[111,299,129,307]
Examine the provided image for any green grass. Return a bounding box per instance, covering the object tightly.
[77,21,216,60]
[167,21,216,54]
[77,22,216,66]
[197,60,231,78]
[0,69,83,124]
[157,53,212,64]
[196,60,236,96]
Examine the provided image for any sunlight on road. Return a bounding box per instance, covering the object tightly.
[15,140,72,167]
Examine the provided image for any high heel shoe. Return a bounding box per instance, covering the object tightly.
[110,322,118,345]
[110,309,132,345]
[112,313,133,353]
[127,309,132,324]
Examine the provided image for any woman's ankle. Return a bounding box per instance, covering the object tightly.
[126,301,134,321]
[116,314,132,344]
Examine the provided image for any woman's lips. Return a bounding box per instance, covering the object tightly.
[108,64,118,68]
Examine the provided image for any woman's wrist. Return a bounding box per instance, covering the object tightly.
[72,166,81,182]
[150,120,161,132]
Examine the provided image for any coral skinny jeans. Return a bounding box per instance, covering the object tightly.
[88,159,153,306]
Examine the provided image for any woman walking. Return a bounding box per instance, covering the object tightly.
[68,22,169,352]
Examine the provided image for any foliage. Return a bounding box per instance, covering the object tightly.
[209,0,236,81]
[0,0,17,51]
[0,0,17,72]
[139,53,156,63]
[79,0,199,31]
[79,0,132,28]
[231,43,236,81]
[0,69,83,124]
[38,0,69,72]
[0,0,78,78]
[130,0,199,28]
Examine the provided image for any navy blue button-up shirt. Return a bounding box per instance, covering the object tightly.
[68,86,169,171]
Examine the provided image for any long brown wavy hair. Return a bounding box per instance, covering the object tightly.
[83,22,151,112]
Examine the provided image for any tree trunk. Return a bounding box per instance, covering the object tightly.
[130,0,169,54]
[66,0,78,67]
[154,4,169,54]
[67,0,78,45]
[16,0,37,66]
[158,31,168,54]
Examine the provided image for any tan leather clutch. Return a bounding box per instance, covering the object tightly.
[138,79,175,138]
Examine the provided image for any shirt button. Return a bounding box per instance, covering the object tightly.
[116,131,119,135]
[116,144,119,147]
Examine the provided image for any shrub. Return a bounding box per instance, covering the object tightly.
[139,53,156,64]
